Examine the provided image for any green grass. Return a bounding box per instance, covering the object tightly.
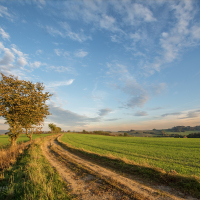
[61,133,200,177]
[0,137,71,200]
[0,134,53,147]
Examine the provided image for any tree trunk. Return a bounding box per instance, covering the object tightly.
[26,128,32,141]
[10,137,17,147]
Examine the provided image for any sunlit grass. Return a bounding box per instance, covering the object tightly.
[0,134,52,147]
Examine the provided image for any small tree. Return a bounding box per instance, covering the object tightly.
[48,123,57,133]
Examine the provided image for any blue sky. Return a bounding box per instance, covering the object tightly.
[0,0,200,131]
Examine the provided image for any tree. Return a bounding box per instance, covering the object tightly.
[17,81,52,141]
[48,123,61,133]
[48,123,57,133]
[0,73,52,145]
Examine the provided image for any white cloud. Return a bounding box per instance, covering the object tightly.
[47,65,74,73]
[111,1,156,26]
[60,22,92,42]
[36,49,43,55]
[99,15,116,31]
[45,26,63,37]
[0,27,10,40]
[0,48,15,65]
[191,25,200,39]
[0,5,12,19]
[74,49,88,58]
[54,49,62,56]
[0,42,4,50]
[43,23,92,43]
[29,61,42,68]
[46,79,74,88]
[17,57,28,67]
[12,47,28,67]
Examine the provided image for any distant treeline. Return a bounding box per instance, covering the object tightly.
[169,126,200,132]
[81,130,111,136]
[163,132,200,138]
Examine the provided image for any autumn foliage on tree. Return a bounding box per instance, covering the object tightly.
[0,73,52,146]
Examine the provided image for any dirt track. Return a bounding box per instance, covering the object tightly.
[41,136,197,200]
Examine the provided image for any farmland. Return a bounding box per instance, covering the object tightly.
[61,133,200,177]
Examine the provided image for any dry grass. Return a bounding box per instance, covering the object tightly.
[0,142,31,171]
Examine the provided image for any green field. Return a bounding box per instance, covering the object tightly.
[61,133,200,177]
[0,134,52,147]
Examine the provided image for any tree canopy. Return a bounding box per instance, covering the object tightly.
[48,123,61,133]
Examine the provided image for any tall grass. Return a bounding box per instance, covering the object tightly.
[0,137,71,200]
[0,134,53,147]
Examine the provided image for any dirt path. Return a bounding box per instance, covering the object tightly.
[41,136,197,200]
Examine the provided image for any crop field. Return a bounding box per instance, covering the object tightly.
[61,133,200,177]
[0,134,52,147]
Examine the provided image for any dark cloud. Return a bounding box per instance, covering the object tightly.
[98,108,112,117]
[105,118,121,121]
[134,111,148,116]
[161,112,182,117]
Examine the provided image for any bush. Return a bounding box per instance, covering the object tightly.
[124,132,128,137]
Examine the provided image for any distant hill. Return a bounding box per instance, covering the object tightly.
[0,130,7,135]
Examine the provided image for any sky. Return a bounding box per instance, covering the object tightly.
[0,0,200,132]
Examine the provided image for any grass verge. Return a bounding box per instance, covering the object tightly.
[57,135,200,199]
[0,136,71,200]
[0,141,31,171]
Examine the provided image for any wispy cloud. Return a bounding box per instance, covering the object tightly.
[0,27,10,40]
[144,1,200,75]
[36,49,43,55]
[74,49,88,58]
[46,65,76,74]
[42,23,91,43]
[46,79,74,88]
[161,112,182,118]
[0,5,12,20]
